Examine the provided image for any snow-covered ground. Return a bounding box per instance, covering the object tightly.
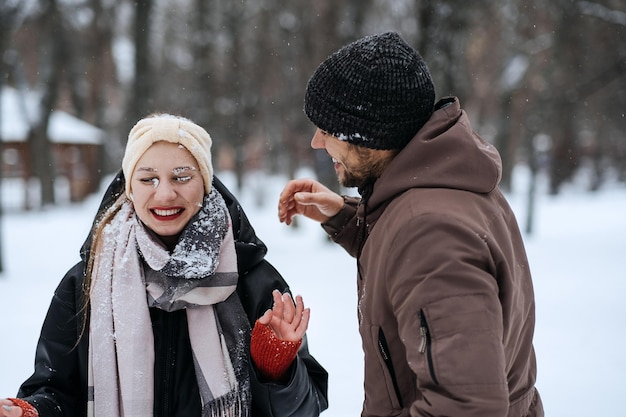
[1,167,625,416]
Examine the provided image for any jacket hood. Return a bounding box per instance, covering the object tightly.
[363,97,502,217]
[80,171,268,275]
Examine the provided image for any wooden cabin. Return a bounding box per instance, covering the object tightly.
[1,87,104,209]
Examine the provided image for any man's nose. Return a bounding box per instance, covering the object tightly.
[311,130,326,149]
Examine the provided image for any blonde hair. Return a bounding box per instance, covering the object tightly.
[77,192,128,346]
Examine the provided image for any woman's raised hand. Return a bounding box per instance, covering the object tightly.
[257,290,310,342]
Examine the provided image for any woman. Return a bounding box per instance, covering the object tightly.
[0,114,328,417]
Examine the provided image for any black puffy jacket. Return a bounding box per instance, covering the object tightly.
[16,172,329,417]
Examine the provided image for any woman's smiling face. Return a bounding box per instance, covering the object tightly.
[130,141,205,242]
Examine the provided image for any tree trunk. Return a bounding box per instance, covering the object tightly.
[127,0,154,133]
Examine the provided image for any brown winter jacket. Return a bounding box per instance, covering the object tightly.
[322,97,543,417]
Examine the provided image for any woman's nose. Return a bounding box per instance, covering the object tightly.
[154,180,176,201]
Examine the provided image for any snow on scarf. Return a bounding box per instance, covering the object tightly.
[88,188,250,417]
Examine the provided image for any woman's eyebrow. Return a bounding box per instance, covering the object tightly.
[172,166,196,174]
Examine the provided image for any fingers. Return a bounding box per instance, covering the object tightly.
[270,289,285,321]
[270,290,296,325]
[281,292,295,323]
[278,195,299,226]
[257,308,272,326]
[261,290,309,342]
[278,179,318,225]
[290,294,304,329]
[0,400,21,417]
[281,293,309,339]
[279,187,343,225]
[296,307,311,338]
[291,295,309,338]
[278,179,312,202]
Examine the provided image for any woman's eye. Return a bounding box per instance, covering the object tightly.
[175,175,192,183]
[139,177,156,184]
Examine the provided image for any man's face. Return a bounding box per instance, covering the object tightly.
[310,128,396,188]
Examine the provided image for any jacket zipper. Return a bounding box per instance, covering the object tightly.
[356,199,366,281]
[377,328,403,407]
[418,310,439,385]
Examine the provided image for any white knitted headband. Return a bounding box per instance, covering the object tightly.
[122,114,214,197]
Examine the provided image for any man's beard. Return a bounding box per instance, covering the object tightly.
[338,146,394,189]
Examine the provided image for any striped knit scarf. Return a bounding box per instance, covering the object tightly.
[88,188,250,417]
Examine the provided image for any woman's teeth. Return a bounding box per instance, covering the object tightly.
[154,208,180,216]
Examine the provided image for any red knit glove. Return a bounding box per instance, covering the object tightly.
[250,321,302,382]
[7,398,38,417]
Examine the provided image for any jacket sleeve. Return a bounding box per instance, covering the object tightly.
[17,263,88,417]
[388,215,509,416]
[249,336,328,417]
[321,195,361,258]
[237,260,329,417]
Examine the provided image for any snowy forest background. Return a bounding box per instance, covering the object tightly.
[1,0,625,209]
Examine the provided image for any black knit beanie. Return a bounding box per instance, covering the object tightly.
[304,32,435,150]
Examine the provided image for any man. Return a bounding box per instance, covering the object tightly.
[278,32,543,417]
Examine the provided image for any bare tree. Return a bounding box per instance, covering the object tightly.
[0,2,22,271]
[126,0,155,134]
[28,0,71,207]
